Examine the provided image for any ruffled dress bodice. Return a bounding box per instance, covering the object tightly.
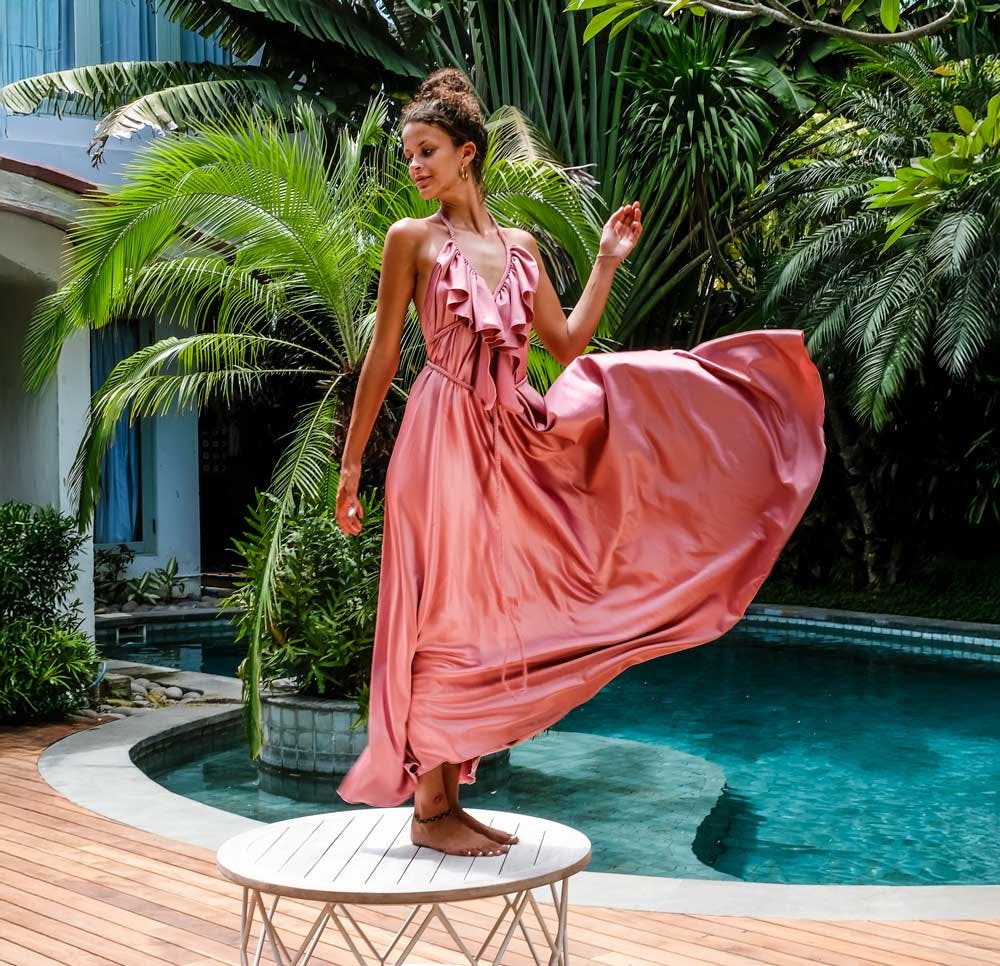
[421,213,539,414]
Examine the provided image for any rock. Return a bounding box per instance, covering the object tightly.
[199,595,218,604]
[132,698,151,707]
[102,674,133,701]
[121,600,139,612]
[101,712,125,720]
[133,678,154,690]
[180,692,201,702]
[75,707,99,718]
[163,686,183,700]
[113,705,150,716]
[130,681,148,696]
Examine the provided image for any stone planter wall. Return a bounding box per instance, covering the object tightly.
[260,693,364,776]
[259,691,510,787]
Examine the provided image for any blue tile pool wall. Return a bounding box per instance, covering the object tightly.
[96,612,1000,680]
[738,612,1000,664]
[132,708,245,776]
[96,616,237,647]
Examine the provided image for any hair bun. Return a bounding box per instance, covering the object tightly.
[414,68,483,125]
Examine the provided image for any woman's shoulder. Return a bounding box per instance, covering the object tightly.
[505,225,538,257]
[386,215,444,241]
[506,225,536,246]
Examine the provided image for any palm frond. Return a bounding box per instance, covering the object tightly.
[88,75,329,165]
[238,391,340,755]
[68,331,329,527]
[926,210,990,278]
[852,293,932,427]
[1,60,237,116]
[933,249,1000,375]
[154,0,422,76]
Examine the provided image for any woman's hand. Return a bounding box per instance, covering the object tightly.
[598,201,642,264]
[336,464,364,536]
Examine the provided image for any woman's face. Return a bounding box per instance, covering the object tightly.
[401,121,473,199]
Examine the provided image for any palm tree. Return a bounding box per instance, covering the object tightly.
[22,97,614,753]
[761,40,1000,429]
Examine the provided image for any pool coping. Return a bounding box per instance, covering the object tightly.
[38,666,1000,921]
[93,601,1000,635]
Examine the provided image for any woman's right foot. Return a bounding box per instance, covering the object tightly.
[410,812,510,857]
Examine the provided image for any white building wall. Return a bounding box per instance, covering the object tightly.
[0,0,245,627]
[140,314,201,596]
[0,280,60,509]
[0,210,96,635]
[0,177,203,632]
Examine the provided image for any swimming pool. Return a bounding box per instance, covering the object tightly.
[97,617,245,677]
[143,619,1000,886]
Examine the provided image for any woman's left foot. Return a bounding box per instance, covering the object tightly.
[454,806,519,846]
[441,762,519,845]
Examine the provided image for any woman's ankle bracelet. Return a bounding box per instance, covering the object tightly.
[413,806,452,825]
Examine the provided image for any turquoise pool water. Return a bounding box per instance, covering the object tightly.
[145,623,1000,885]
[97,618,244,676]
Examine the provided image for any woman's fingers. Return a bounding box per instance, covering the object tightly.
[336,496,363,536]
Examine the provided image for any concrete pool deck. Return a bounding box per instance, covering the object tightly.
[36,663,1000,922]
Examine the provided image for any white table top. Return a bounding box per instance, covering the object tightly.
[217,807,591,903]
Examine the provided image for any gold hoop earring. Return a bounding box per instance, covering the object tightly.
[459,165,469,181]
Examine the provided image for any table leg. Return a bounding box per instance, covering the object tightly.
[239,888,251,966]
[552,878,570,966]
[235,880,575,966]
[254,891,293,966]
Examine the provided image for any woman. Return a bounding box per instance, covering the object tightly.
[335,68,826,858]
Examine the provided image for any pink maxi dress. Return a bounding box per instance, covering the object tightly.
[337,210,826,807]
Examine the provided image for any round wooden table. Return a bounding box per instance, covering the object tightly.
[217,807,592,966]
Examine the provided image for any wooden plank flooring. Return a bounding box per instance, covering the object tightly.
[0,722,998,965]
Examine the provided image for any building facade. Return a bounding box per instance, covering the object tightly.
[1,1,232,635]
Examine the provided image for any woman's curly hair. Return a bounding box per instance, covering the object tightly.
[400,68,488,188]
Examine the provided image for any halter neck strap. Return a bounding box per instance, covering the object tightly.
[438,207,502,243]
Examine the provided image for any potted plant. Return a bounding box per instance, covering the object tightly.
[223,481,382,776]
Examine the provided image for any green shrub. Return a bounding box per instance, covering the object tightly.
[224,488,384,723]
[95,545,188,606]
[0,619,98,723]
[0,501,87,631]
[0,501,98,723]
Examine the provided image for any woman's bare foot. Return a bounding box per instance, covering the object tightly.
[453,806,519,846]
[441,763,519,846]
[410,812,510,857]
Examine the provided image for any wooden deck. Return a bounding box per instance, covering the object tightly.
[1,721,999,966]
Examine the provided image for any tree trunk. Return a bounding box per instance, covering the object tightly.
[824,384,884,590]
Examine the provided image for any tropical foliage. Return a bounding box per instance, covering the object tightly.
[225,485,384,722]
[568,0,965,44]
[762,41,1000,428]
[0,501,98,723]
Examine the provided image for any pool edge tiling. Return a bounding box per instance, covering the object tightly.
[37,664,1000,920]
